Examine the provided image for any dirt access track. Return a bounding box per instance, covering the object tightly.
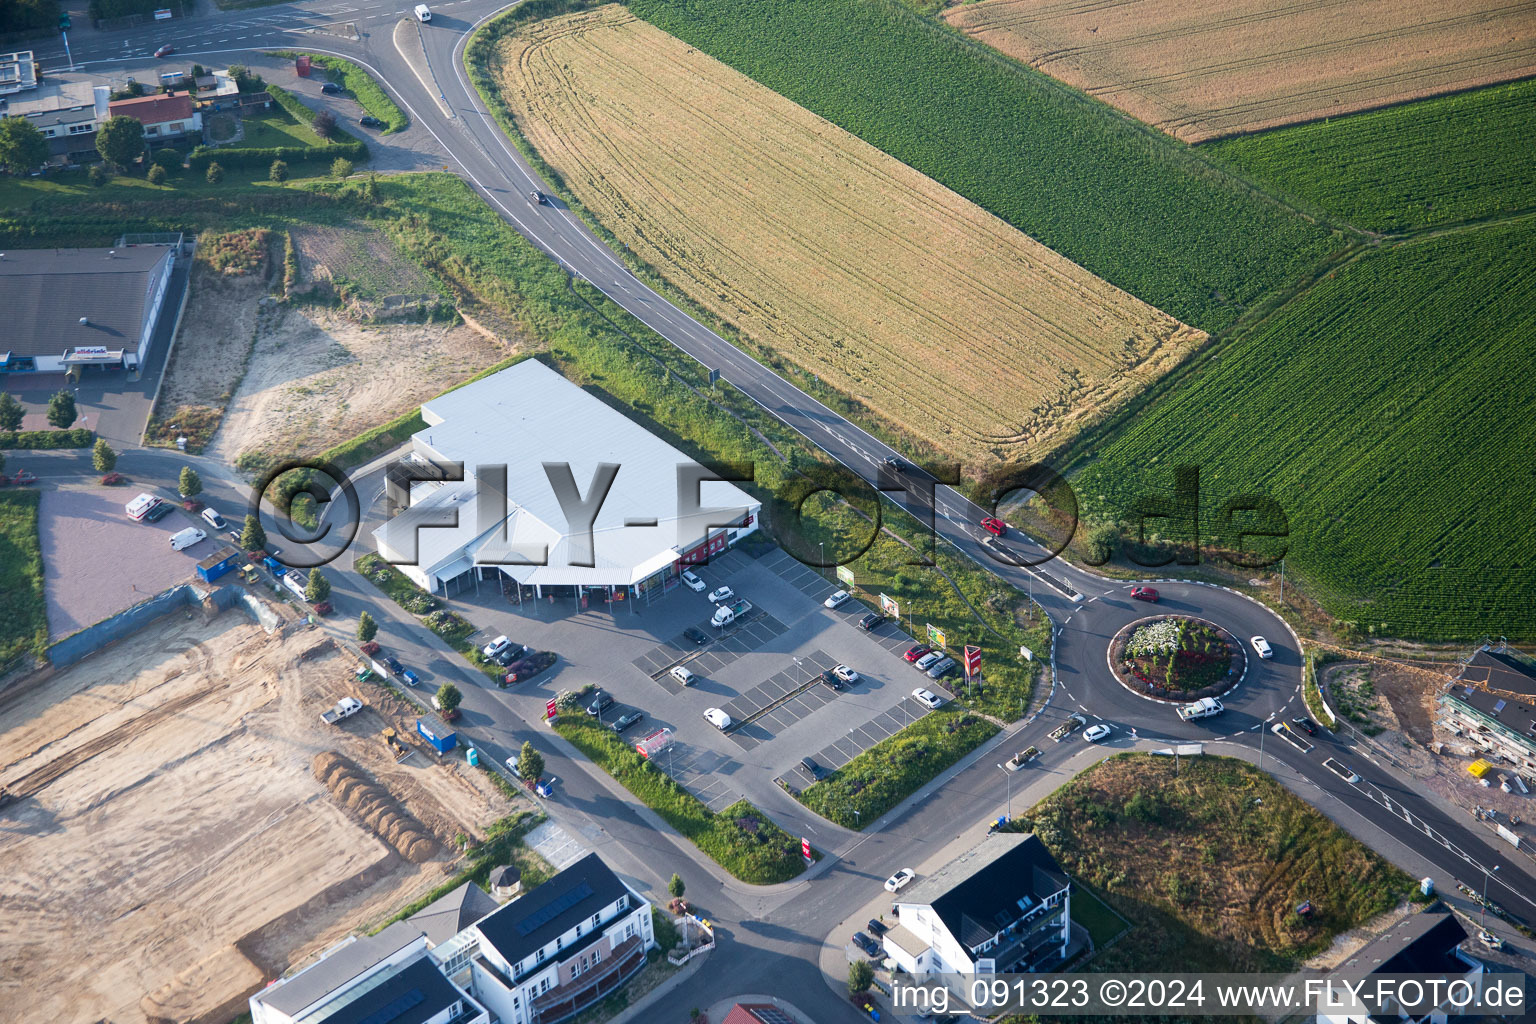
[0,609,510,1024]
[946,0,1536,143]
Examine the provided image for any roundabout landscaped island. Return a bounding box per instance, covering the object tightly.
[1110,615,1246,702]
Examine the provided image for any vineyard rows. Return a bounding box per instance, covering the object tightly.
[628,0,1337,333]
[1070,218,1536,639]
[1208,79,1536,233]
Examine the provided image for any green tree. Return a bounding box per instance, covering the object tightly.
[178,465,202,498]
[435,682,462,714]
[153,148,182,172]
[87,163,109,187]
[91,438,118,473]
[205,161,224,184]
[0,116,49,175]
[305,568,332,603]
[269,159,289,182]
[146,163,167,185]
[240,512,267,552]
[362,173,380,204]
[46,389,76,429]
[516,741,544,782]
[668,873,685,899]
[313,109,336,140]
[0,391,24,432]
[357,610,378,642]
[331,157,353,179]
[848,960,873,996]
[95,115,145,169]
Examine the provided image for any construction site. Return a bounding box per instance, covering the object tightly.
[0,605,515,1024]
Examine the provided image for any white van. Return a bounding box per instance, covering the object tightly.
[169,527,206,551]
[413,3,431,21]
[669,665,695,686]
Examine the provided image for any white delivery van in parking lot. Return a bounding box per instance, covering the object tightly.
[169,527,206,551]
[413,3,431,20]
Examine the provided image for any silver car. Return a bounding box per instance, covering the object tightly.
[926,657,956,679]
[914,651,942,672]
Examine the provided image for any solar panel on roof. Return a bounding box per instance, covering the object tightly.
[357,989,425,1024]
[747,1008,796,1024]
[515,881,594,936]
[1494,699,1507,714]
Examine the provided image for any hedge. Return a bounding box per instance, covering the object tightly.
[0,428,94,449]
[188,139,366,171]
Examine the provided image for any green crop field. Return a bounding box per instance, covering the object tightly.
[1069,217,1536,639]
[628,0,1338,333]
[1207,79,1536,234]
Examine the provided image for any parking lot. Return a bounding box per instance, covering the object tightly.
[431,542,959,817]
[40,484,225,639]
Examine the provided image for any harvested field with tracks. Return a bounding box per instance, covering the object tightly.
[494,5,1204,466]
[0,611,510,1024]
[946,0,1536,143]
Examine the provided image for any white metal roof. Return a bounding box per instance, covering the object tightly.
[373,359,758,587]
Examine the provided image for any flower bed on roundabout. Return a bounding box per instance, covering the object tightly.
[1109,615,1245,701]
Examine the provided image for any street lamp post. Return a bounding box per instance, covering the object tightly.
[1480,863,1500,930]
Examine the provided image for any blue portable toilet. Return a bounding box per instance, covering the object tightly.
[417,715,458,754]
[466,747,479,767]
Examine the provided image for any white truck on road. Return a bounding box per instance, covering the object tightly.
[321,697,363,725]
[1177,697,1225,721]
[711,599,752,627]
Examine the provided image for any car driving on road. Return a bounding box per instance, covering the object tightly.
[154,44,174,57]
[1251,635,1274,659]
[884,868,915,893]
[529,190,546,205]
[1130,586,1159,602]
[1084,723,1113,742]
[980,516,1007,536]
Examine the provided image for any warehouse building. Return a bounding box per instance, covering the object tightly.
[0,245,177,375]
[374,359,759,602]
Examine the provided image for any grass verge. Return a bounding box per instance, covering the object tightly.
[1302,650,1337,730]
[796,709,997,829]
[1003,753,1415,972]
[355,552,504,681]
[554,715,811,883]
[270,51,410,133]
[0,490,47,669]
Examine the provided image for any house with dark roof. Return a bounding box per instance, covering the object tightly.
[0,246,176,375]
[249,920,487,1024]
[1439,672,1536,779]
[1315,906,1482,1023]
[464,852,654,1024]
[107,91,201,141]
[882,834,1071,977]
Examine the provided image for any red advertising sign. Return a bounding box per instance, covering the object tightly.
[801,837,812,860]
[963,645,982,679]
[545,697,558,719]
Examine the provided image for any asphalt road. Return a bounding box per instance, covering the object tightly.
[20,2,1536,1014]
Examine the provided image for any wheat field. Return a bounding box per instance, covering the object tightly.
[494,5,1204,466]
[946,0,1536,143]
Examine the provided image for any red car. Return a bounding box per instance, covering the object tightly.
[980,517,1007,536]
[904,644,933,663]
[1130,586,1159,602]
[154,44,175,57]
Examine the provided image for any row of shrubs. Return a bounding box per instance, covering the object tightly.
[187,139,365,172]
[0,428,94,450]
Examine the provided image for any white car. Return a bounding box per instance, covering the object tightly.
[506,756,523,779]
[833,664,859,684]
[703,707,732,730]
[681,569,706,592]
[482,635,512,659]
[670,665,696,686]
[707,586,734,603]
[911,687,944,710]
[884,868,915,893]
[1083,723,1112,743]
[824,590,850,609]
[1250,635,1274,659]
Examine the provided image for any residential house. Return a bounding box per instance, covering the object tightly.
[107,91,202,143]
[882,833,1072,977]
[1439,679,1536,778]
[0,80,108,165]
[465,852,655,1024]
[1315,905,1482,1024]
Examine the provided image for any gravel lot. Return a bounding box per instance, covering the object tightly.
[40,485,219,639]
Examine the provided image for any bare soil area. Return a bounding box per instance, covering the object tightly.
[945,0,1536,142]
[290,223,441,313]
[495,5,1204,469]
[208,307,505,465]
[0,610,512,1024]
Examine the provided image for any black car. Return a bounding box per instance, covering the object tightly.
[820,669,845,692]
[143,501,172,522]
[586,691,614,716]
[866,918,888,936]
[528,190,546,205]
[503,650,557,684]
[852,932,881,957]
[858,612,886,631]
[1291,716,1319,736]
[383,656,404,677]
[881,456,906,474]
[801,756,828,780]
[683,626,709,646]
[321,82,343,95]
[359,115,385,129]
[494,643,530,666]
